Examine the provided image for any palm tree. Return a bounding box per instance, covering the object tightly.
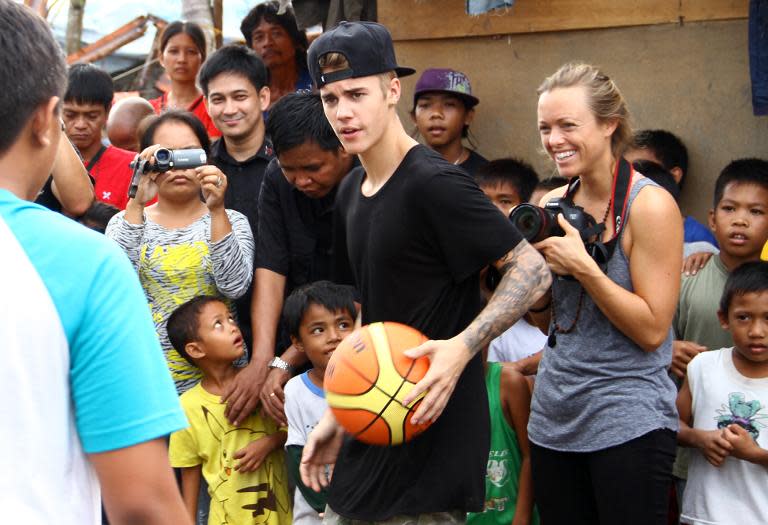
[181,0,215,54]
[66,0,86,54]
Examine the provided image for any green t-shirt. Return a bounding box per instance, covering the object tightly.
[675,255,732,350]
[467,363,539,525]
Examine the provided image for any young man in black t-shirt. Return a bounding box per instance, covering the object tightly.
[301,21,551,523]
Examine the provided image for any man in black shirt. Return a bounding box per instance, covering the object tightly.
[199,45,274,365]
[301,22,551,523]
[221,92,356,427]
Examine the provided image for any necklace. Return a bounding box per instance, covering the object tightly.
[452,148,469,165]
[547,194,613,348]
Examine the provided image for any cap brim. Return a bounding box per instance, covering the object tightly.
[395,66,416,78]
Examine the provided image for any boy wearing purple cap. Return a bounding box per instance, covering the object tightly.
[411,68,488,175]
[300,21,550,524]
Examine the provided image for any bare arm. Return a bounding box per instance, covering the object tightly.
[404,240,551,423]
[222,268,286,425]
[501,366,536,525]
[676,376,732,467]
[510,350,543,376]
[50,136,93,217]
[90,438,192,525]
[180,466,202,522]
[536,186,682,352]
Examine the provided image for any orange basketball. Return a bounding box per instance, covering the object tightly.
[324,322,432,446]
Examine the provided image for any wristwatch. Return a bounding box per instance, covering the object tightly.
[267,356,295,374]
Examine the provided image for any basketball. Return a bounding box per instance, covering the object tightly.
[324,322,433,446]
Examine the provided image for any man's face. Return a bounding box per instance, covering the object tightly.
[206,72,269,142]
[250,19,296,69]
[319,74,396,156]
[62,101,107,152]
[278,142,350,198]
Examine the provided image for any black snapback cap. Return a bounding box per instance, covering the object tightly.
[307,21,416,89]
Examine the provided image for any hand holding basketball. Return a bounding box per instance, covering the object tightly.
[402,335,473,425]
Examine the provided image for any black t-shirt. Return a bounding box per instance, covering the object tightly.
[210,138,275,345]
[34,176,63,213]
[256,157,356,352]
[459,149,488,176]
[329,145,523,520]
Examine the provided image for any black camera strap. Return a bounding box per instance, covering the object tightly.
[563,157,634,266]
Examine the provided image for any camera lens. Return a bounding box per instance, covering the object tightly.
[509,204,546,242]
[155,149,170,162]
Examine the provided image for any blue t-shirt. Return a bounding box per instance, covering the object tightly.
[0,189,186,453]
[684,215,718,248]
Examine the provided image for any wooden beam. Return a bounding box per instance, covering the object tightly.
[379,0,748,41]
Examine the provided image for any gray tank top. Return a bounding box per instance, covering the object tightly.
[528,177,679,452]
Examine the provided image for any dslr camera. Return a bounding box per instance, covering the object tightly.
[509,198,597,243]
[128,148,208,198]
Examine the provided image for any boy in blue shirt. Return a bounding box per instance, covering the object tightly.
[282,281,356,524]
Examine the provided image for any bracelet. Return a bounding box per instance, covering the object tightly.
[529,299,551,313]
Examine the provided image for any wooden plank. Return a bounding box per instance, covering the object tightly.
[681,0,748,22]
[379,0,748,41]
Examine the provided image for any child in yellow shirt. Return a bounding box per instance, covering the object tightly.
[167,296,291,524]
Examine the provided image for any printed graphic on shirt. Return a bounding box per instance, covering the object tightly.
[487,449,511,488]
[716,392,768,440]
[141,241,221,390]
[202,407,289,523]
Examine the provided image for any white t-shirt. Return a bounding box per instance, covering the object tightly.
[488,317,546,365]
[681,348,768,525]
[285,372,328,525]
[0,191,185,524]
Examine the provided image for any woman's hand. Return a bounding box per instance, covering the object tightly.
[130,144,166,207]
[534,214,598,278]
[197,165,227,212]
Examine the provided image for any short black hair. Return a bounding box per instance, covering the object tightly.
[160,20,207,62]
[140,110,211,155]
[199,44,269,97]
[713,158,768,208]
[632,160,680,203]
[475,158,539,203]
[0,1,67,155]
[167,295,223,366]
[79,201,119,233]
[283,281,357,339]
[266,92,341,156]
[632,129,689,189]
[720,261,768,316]
[65,63,114,110]
[240,1,308,68]
[536,176,568,192]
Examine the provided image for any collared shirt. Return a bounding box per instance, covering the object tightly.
[211,137,275,240]
[257,157,351,353]
[256,157,350,293]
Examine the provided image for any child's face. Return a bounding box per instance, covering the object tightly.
[480,182,522,218]
[195,301,244,362]
[710,182,768,263]
[294,304,355,374]
[413,92,471,149]
[719,291,768,366]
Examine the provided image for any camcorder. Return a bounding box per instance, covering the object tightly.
[509,198,598,244]
[128,148,208,199]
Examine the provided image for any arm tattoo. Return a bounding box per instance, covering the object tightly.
[462,240,552,356]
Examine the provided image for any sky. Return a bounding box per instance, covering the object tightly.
[46,0,263,55]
